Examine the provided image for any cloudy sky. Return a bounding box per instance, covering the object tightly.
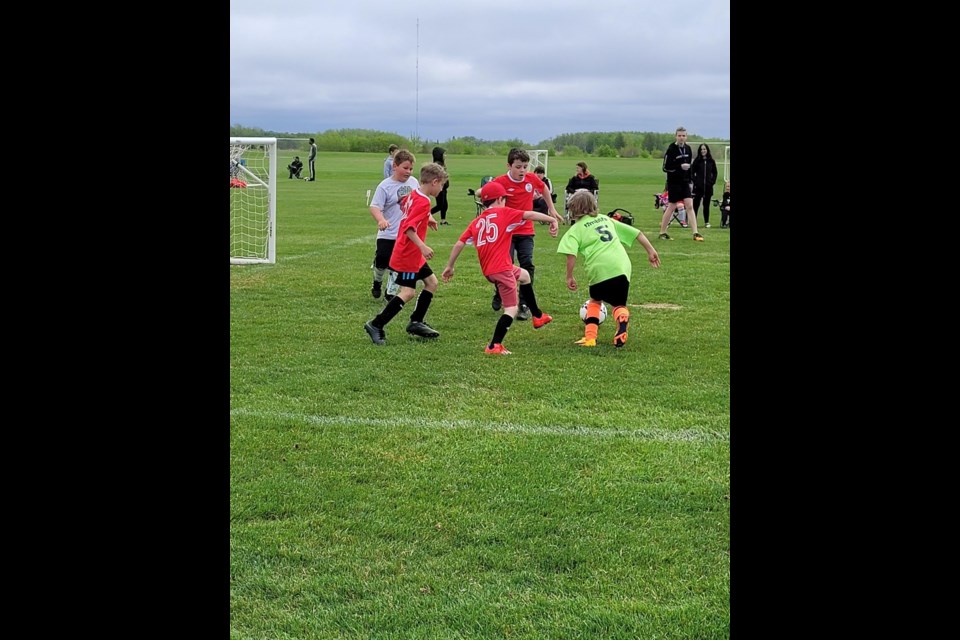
[230,0,729,145]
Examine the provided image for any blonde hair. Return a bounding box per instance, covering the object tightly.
[420,162,449,184]
[566,189,598,222]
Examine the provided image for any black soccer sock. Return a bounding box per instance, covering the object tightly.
[409,290,433,323]
[490,314,514,347]
[518,283,541,317]
[373,297,404,327]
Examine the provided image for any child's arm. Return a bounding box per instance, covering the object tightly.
[441,241,466,282]
[634,231,661,268]
[541,183,564,222]
[565,254,578,290]
[522,211,559,237]
[369,201,389,231]
[405,227,433,260]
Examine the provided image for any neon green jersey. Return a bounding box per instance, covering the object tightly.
[557,214,640,285]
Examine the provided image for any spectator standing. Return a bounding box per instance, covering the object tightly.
[657,127,703,241]
[383,144,399,179]
[307,137,318,181]
[691,143,718,228]
[429,146,451,225]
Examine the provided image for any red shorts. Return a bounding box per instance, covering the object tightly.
[486,266,522,308]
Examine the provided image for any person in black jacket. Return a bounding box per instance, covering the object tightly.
[430,146,451,225]
[691,143,718,228]
[657,127,703,241]
[564,162,600,194]
[287,156,303,179]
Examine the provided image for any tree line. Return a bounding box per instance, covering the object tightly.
[229,125,728,159]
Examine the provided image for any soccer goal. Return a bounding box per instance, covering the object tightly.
[722,145,731,183]
[230,137,277,264]
[526,149,549,177]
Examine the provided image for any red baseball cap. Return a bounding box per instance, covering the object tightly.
[478,182,507,201]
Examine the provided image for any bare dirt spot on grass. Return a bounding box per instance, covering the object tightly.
[632,303,682,310]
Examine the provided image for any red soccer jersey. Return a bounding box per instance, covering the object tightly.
[458,206,527,276]
[492,172,546,236]
[389,188,433,272]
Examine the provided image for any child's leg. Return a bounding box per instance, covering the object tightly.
[578,300,603,345]
[612,305,630,348]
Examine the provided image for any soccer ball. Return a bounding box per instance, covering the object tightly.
[579,299,608,324]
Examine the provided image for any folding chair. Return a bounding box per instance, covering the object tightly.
[466,176,495,217]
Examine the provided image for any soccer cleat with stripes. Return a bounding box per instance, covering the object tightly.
[613,323,629,348]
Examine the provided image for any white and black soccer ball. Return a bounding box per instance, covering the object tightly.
[579,300,608,324]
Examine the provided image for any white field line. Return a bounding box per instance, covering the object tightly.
[230,408,729,443]
[656,251,729,258]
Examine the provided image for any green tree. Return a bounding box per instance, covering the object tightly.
[596,144,617,158]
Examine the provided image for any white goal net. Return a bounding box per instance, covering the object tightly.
[230,137,277,264]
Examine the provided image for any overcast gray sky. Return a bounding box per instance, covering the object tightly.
[230,0,729,145]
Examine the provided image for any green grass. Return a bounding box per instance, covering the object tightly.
[231,152,729,639]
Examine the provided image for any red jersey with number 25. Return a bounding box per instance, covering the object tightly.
[458,206,527,276]
[390,188,433,273]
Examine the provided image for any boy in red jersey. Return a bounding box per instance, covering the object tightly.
[441,182,559,355]
[488,148,563,318]
[364,162,448,345]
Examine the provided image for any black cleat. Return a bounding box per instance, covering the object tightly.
[406,321,440,338]
[364,321,386,345]
[371,281,382,299]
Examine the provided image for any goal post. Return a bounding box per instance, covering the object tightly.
[230,137,277,264]
[526,149,549,177]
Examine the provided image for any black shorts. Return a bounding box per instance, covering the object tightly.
[374,238,397,270]
[395,263,434,288]
[588,274,630,308]
[667,181,692,202]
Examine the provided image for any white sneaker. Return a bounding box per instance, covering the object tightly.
[705,223,711,228]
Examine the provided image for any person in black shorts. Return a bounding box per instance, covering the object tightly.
[657,127,703,242]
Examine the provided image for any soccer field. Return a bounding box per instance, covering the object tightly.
[230,151,730,639]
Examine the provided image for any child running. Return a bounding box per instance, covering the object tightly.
[557,189,661,348]
[364,162,448,345]
[368,149,418,301]
[441,181,559,355]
